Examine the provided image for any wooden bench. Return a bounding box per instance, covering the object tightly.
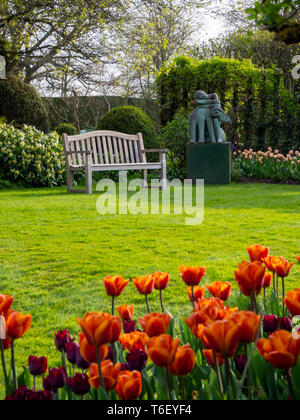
[62,131,167,194]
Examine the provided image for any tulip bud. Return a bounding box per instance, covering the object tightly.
[277,316,292,332]
[54,329,74,352]
[126,347,148,371]
[6,386,53,401]
[234,355,247,374]
[123,320,137,334]
[75,346,90,370]
[28,355,47,377]
[43,367,66,393]
[263,315,278,334]
[67,373,90,396]
[65,342,79,365]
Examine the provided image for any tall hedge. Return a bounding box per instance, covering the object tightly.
[156,56,300,151]
[98,106,160,150]
[0,78,50,133]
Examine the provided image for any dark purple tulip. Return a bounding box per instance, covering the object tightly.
[105,346,113,362]
[43,367,66,392]
[6,386,53,401]
[65,342,79,365]
[28,355,47,376]
[120,363,129,371]
[277,316,292,332]
[76,346,90,370]
[263,315,278,334]
[123,320,137,334]
[234,355,247,374]
[54,329,74,352]
[67,373,90,396]
[126,347,148,371]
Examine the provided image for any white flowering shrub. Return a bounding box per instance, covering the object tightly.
[0,123,66,187]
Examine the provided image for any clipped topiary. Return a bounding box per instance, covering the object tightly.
[55,123,78,137]
[97,106,159,150]
[0,78,50,132]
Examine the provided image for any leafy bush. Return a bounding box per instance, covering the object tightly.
[0,78,50,133]
[98,106,160,151]
[158,109,188,179]
[55,123,78,137]
[233,147,300,183]
[0,123,66,187]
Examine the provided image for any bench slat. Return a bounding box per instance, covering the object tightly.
[133,140,140,163]
[123,138,130,163]
[91,137,99,165]
[118,137,125,163]
[102,136,109,164]
[128,140,135,163]
[96,136,104,164]
[113,137,119,163]
[75,140,83,166]
[107,136,114,164]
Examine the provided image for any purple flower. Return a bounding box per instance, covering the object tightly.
[43,367,66,393]
[105,346,113,362]
[263,315,278,334]
[277,316,292,332]
[120,363,129,371]
[67,373,90,396]
[123,320,137,334]
[76,346,90,370]
[126,347,148,371]
[65,342,79,365]
[54,329,74,352]
[6,386,53,401]
[28,355,47,376]
[234,355,247,374]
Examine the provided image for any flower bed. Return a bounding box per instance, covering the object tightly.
[1,245,300,401]
[233,147,300,183]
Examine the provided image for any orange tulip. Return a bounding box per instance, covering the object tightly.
[235,260,266,297]
[79,332,108,364]
[6,311,32,339]
[132,275,154,295]
[0,295,14,315]
[284,289,300,317]
[296,256,300,264]
[117,305,134,321]
[152,272,170,290]
[139,313,170,337]
[263,272,273,288]
[263,256,282,273]
[187,286,205,303]
[229,311,261,344]
[273,258,294,278]
[179,266,206,286]
[206,282,232,301]
[197,319,241,356]
[168,344,196,376]
[115,370,142,400]
[203,349,225,367]
[119,331,148,352]
[147,334,180,367]
[257,330,300,370]
[103,275,129,297]
[247,244,269,262]
[89,360,121,390]
[77,312,121,347]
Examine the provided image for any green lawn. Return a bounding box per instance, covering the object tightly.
[0,182,299,393]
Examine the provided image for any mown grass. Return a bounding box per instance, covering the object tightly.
[0,182,299,395]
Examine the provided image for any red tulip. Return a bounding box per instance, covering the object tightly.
[168,344,196,376]
[6,311,32,339]
[77,312,121,346]
[28,355,47,376]
[152,272,170,290]
[117,305,134,321]
[247,244,269,262]
[284,289,300,317]
[0,295,14,316]
[206,282,232,301]
[132,275,154,295]
[235,260,266,297]
[115,370,142,400]
[187,286,205,303]
[179,266,206,286]
[139,313,170,337]
[103,275,129,297]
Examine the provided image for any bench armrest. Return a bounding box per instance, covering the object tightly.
[141,149,168,153]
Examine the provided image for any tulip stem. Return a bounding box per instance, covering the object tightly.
[191,286,195,308]
[33,375,36,392]
[180,376,187,400]
[11,339,18,391]
[112,297,115,316]
[251,292,258,314]
[213,351,224,396]
[0,339,8,393]
[159,290,165,313]
[96,345,106,393]
[224,355,231,400]
[282,278,285,316]
[286,369,295,401]
[145,295,151,314]
[244,345,251,400]
[164,367,172,400]
[111,342,117,364]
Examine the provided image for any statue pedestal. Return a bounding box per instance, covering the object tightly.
[186,143,232,184]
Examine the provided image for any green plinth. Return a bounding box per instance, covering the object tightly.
[186,143,232,184]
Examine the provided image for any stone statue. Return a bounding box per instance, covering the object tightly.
[189,90,230,143]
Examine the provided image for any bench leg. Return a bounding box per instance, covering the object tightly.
[142,169,148,188]
[160,156,167,191]
[66,168,73,193]
[86,166,93,195]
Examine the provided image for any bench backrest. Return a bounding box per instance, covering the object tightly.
[62,131,147,167]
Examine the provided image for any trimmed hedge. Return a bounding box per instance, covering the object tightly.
[55,123,78,137]
[0,123,65,187]
[0,78,50,133]
[97,106,160,151]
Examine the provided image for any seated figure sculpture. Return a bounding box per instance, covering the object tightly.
[189,90,230,143]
